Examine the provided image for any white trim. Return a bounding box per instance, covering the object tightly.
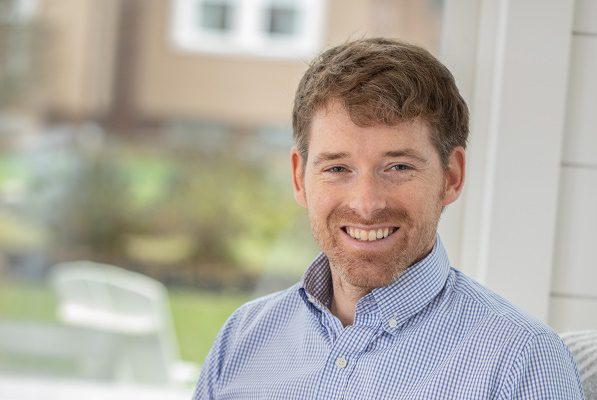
[438,0,481,269]
[169,0,327,60]
[476,0,509,283]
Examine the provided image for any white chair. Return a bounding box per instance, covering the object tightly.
[561,330,597,399]
[49,261,198,386]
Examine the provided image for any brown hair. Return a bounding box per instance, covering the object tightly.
[292,38,469,166]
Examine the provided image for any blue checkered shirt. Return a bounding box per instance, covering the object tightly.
[193,237,584,399]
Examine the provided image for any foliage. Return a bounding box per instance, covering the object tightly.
[0,133,313,289]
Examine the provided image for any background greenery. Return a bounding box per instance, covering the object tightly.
[0,132,315,287]
[0,0,320,384]
[0,129,318,375]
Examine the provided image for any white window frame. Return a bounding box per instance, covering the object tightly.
[170,0,327,60]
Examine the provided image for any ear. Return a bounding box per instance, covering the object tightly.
[442,146,466,206]
[290,147,307,208]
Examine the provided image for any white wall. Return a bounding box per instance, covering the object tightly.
[549,0,597,332]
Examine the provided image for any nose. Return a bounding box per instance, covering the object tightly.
[348,173,387,219]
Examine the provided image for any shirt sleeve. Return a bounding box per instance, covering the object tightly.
[191,308,244,400]
[498,332,585,399]
[191,329,224,400]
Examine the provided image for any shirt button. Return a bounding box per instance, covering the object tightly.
[388,318,398,328]
[335,357,347,369]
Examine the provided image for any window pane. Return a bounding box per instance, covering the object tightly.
[0,0,453,396]
[266,5,299,35]
[198,1,231,32]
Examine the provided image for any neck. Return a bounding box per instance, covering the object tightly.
[329,274,371,327]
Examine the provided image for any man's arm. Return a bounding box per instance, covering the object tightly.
[498,332,584,399]
[192,306,246,400]
[192,329,225,400]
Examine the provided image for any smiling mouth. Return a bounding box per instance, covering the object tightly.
[342,226,398,242]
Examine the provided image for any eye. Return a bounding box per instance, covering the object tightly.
[389,164,412,172]
[326,166,348,173]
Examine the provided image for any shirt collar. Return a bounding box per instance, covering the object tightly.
[298,252,334,311]
[298,235,451,333]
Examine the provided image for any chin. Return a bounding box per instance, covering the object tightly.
[331,253,407,290]
[344,272,398,290]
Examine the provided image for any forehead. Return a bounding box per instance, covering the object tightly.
[308,101,435,156]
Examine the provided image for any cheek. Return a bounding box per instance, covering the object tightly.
[392,185,442,216]
[308,195,335,218]
[305,180,337,208]
[306,193,343,230]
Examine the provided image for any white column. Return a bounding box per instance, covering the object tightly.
[445,0,574,321]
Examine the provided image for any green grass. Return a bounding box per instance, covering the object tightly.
[169,289,250,363]
[0,280,251,365]
[0,280,58,322]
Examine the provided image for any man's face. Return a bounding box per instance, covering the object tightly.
[291,101,464,291]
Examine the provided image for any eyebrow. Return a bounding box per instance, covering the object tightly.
[384,150,428,164]
[312,152,350,167]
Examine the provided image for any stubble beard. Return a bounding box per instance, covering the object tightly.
[309,204,442,291]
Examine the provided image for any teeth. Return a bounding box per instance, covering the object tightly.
[346,227,395,241]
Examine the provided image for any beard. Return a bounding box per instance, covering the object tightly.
[308,203,442,291]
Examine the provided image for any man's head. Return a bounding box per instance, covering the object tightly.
[290,38,468,292]
[292,37,469,168]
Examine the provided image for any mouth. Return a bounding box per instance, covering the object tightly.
[342,226,398,242]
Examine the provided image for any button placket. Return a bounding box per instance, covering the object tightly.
[315,324,379,400]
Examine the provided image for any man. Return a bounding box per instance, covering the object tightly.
[193,38,583,399]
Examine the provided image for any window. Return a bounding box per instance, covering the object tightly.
[197,0,233,32]
[171,0,326,59]
[265,4,299,36]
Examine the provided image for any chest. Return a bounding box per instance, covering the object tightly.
[216,314,510,400]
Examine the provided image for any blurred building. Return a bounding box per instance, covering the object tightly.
[34,0,442,129]
[0,0,445,285]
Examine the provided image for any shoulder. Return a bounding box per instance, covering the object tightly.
[450,268,553,337]
[232,284,303,322]
[216,283,304,344]
[497,331,584,398]
[448,269,583,398]
[193,285,305,398]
